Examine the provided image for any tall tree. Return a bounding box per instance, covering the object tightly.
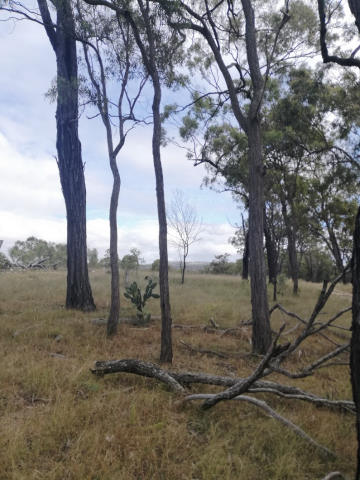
[83,0,184,362]
[317,1,360,476]
[162,0,317,353]
[36,0,95,310]
[77,4,147,335]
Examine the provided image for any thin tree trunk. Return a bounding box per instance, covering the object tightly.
[281,199,299,295]
[351,206,360,479]
[248,120,272,353]
[181,252,186,284]
[264,211,278,292]
[242,231,249,280]
[38,0,95,311]
[152,76,172,362]
[107,153,121,336]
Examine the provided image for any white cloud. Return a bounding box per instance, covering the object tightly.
[0,132,64,216]
[0,12,242,263]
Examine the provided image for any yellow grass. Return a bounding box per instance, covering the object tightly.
[0,269,355,479]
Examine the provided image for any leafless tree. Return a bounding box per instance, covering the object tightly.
[167,190,202,284]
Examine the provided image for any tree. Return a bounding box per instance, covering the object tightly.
[0,0,95,309]
[36,0,95,310]
[77,4,147,336]
[84,0,185,363]
[316,1,360,475]
[120,248,143,285]
[209,253,232,275]
[162,0,317,353]
[87,248,99,269]
[167,190,202,284]
[9,236,67,269]
[151,259,160,271]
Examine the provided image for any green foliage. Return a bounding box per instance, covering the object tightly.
[9,237,66,269]
[0,252,11,270]
[151,259,160,271]
[120,248,143,272]
[208,254,241,275]
[124,276,160,322]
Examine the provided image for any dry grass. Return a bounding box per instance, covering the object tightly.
[0,269,355,479]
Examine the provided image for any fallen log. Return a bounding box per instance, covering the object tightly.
[91,358,184,393]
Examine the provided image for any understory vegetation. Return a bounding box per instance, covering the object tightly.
[0,269,354,479]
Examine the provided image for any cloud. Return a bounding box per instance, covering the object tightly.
[0,12,242,263]
[0,132,64,217]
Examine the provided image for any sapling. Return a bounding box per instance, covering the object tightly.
[124,276,160,324]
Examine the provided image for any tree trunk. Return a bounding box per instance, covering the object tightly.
[281,199,299,295]
[107,153,121,336]
[248,120,272,354]
[326,223,347,282]
[152,77,173,363]
[54,0,95,311]
[351,206,360,479]
[38,0,95,311]
[181,252,186,284]
[242,231,249,280]
[264,210,278,300]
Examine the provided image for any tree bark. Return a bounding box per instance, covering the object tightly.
[38,0,95,311]
[264,210,278,301]
[242,230,249,280]
[248,120,272,353]
[131,0,172,362]
[351,206,360,479]
[107,152,121,336]
[281,198,299,295]
[152,77,173,363]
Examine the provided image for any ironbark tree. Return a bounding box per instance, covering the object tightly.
[37,0,95,311]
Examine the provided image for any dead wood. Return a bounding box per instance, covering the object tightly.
[320,473,345,480]
[198,326,286,410]
[269,343,350,379]
[185,394,335,458]
[91,359,185,393]
[90,358,354,413]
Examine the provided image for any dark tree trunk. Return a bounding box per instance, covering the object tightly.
[248,120,272,354]
[127,0,172,362]
[351,206,360,479]
[38,0,95,311]
[181,252,186,285]
[264,210,278,301]
[281,199,299,295]
[242,231,249,280]
[326,223,347,282]
[152,79,172,363]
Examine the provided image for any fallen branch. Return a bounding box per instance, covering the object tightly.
[90,359,354,413]
[269,343,350,379]
[91,359,185,393]
[320,473,345,480]
[185,394,335,458]
[199,325,286,410]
